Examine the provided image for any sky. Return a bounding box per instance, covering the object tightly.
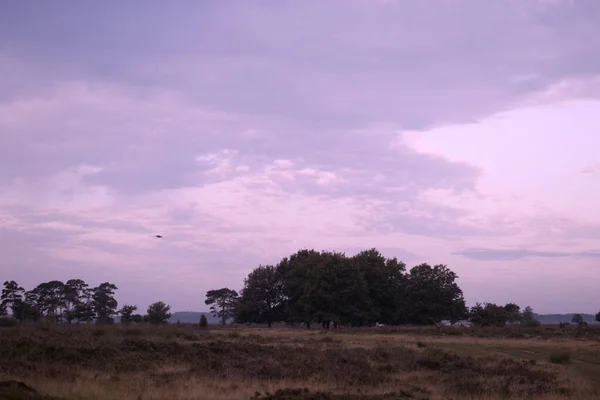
[1,0,599,315]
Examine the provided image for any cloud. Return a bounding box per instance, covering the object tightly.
[1,0,600,312]
[581,163,600,174]
[2,1,600,129]
[455,247,600,261]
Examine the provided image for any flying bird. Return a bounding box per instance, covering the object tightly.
[155,235,163,238]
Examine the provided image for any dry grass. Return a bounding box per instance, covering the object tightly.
[0,324,599,399]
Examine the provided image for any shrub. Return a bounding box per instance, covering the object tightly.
[199,314,208,328]
[549,351,570,364]
[521,319,542,328]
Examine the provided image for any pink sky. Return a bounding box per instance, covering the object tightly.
[1,1,599,314]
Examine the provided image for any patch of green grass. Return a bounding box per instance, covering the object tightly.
[549,351,571,365]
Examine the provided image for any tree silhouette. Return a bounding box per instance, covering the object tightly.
[199,314,208,328]
[146,301,171,325]
[205,288,238,326]
[237,265,286,328]
[1,281,24,318]
[92,282,118,324]
[118,304,138,325]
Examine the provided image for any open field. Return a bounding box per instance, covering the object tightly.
[1,324,600,400]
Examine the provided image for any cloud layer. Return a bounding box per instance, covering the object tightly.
[1,0,600,313]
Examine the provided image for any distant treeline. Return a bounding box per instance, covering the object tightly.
[0,279,176,326]
[533,313,599,324]
[3,248,600,328]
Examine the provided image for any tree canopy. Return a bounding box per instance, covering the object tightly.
[205,288,239,326]
[0,279,118,324]
[232,248,468,328]
[146,301,172,325]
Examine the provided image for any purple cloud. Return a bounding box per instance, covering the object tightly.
[1,0,600,313]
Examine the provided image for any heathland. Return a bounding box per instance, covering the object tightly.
[1,324,600,400]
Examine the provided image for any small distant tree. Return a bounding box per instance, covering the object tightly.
[469,302,509,327]
[132,314,143,324]
[199,314,208,328]
[118,304,138,325]
[205,288,239,326]
[503,303,522,323]
[147,301,172,325]
[522,306,535,321]
[520,305,541,327]
[572,313,584,325]
[595,312,600,323]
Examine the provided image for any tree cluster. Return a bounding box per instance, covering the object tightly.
[468,303,539,327]
[209,248,468,328]
[0,279,171,325]
[0,279,118,324]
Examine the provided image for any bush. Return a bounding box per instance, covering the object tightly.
[521,319,542,328]
[199,314,208,328]
[549,351,570,364]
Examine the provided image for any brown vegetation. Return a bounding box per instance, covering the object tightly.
[1,324,600,400]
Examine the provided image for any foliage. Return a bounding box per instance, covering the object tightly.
[236,265,286,327]
[278,250,374,328]
[63,279,94,323]
[0,279,121,325]
[205,288,239,326]
[147,301,171,325]
[33,281,66,322]
[522,319,542,328]
[470,302,516,327]
[92,282,118,324]
[352,249,407,325]
[199,313,208,328]
[233,249,468,328]
[132,314,143,324]
[404,264,467,325]
[522,306,535,322]
[596,312,600,323]
[503,303,522,323]
[118,304,138,325]
[571,313,583,324]
[1,247,575,331]
[1,280,25,318]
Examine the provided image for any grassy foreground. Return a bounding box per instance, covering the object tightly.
[1,324,600,399]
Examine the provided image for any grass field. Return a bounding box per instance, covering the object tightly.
[1,324,600,400]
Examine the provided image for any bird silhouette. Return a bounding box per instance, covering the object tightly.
[155,235,163,238]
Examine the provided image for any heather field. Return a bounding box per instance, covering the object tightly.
[1,324,600,400]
